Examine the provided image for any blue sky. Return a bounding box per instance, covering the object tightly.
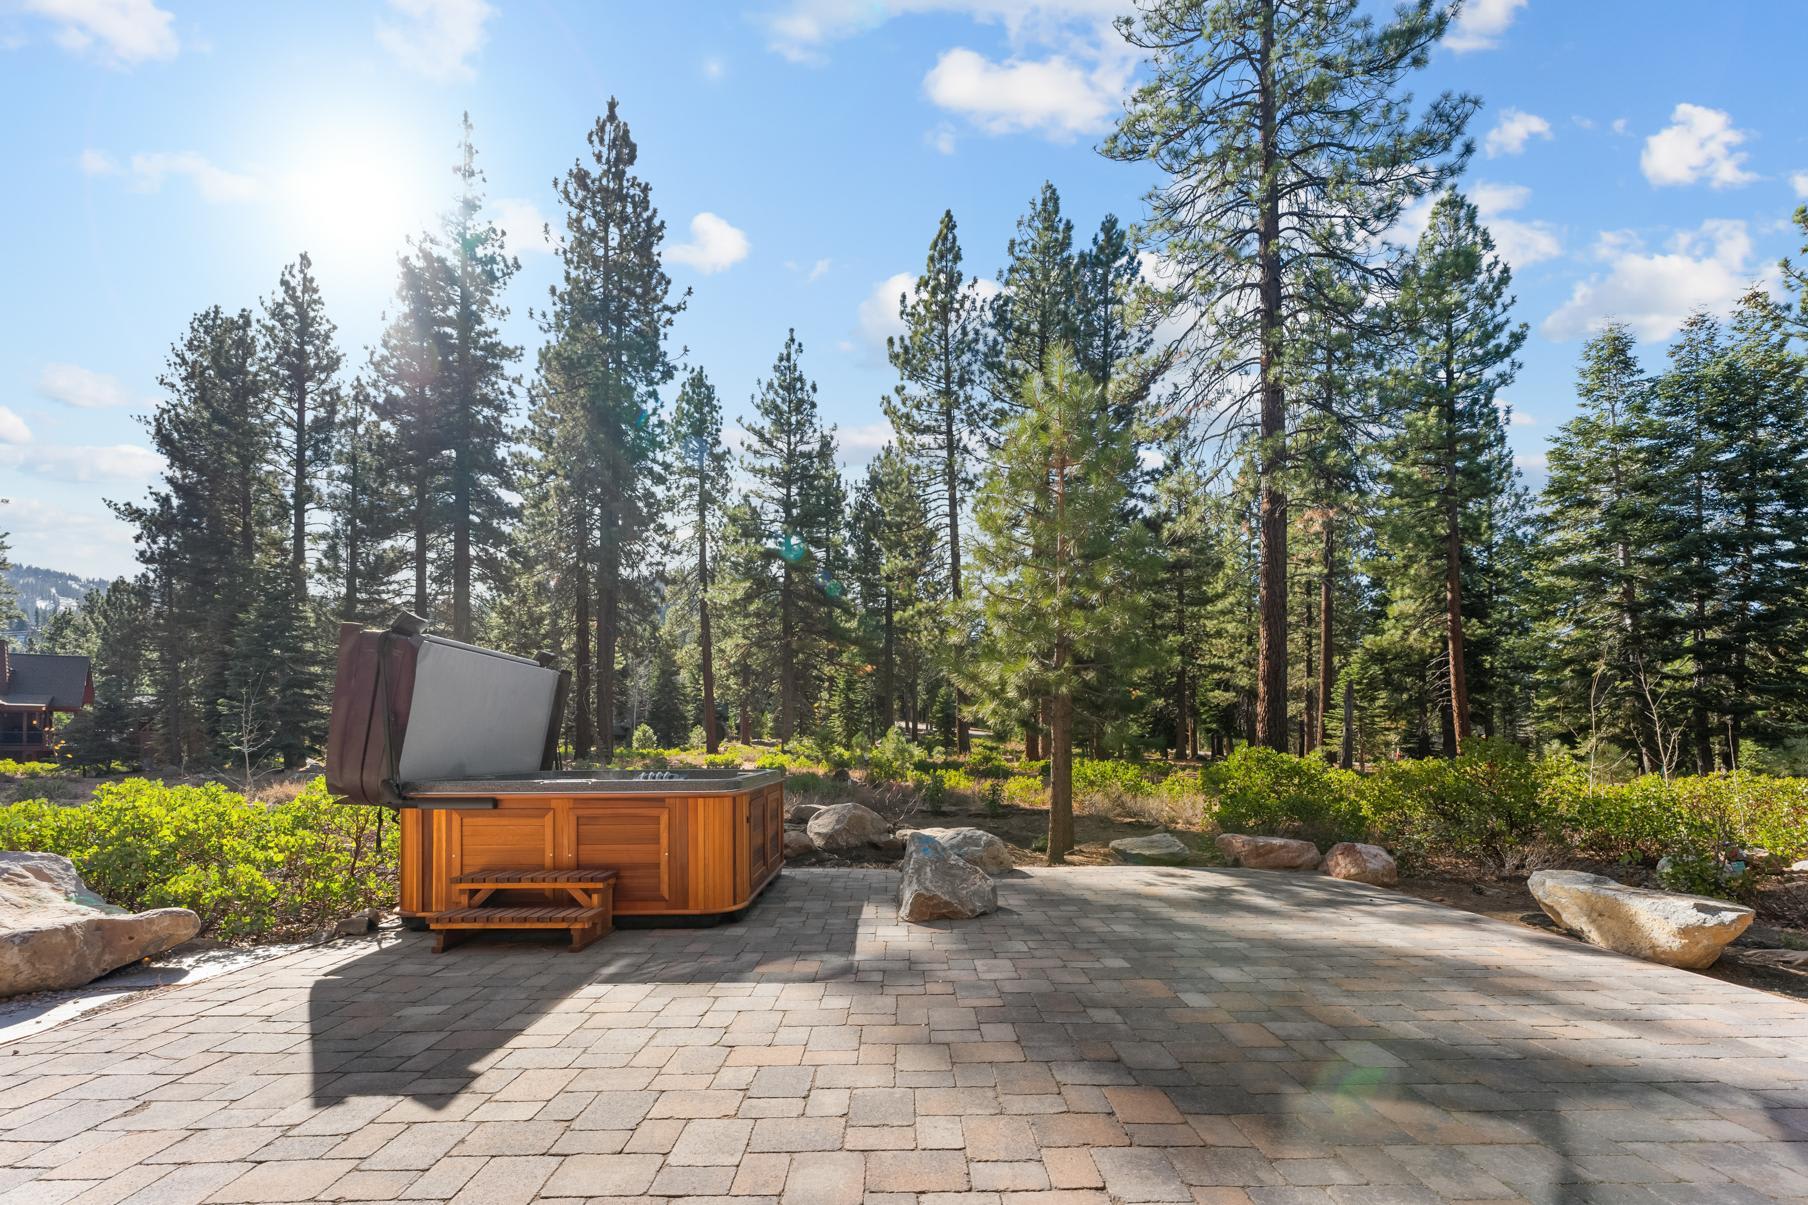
[2,0,1805,578]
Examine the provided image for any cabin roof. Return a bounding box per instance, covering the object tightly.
[1,653,93,710]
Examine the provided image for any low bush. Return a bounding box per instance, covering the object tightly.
[967,745,1011,779]
[1202,746,1365,846]
[1072,758,1152,799]
[1003,774,1044,808]
[1363,738,1556,872]
[0,758,70,780]
[0,777,396,940]
[865,731,923,783]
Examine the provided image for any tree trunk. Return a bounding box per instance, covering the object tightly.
[698,491,718,754]
[779,562,796,745]
[1317,521,1334,754]
[1340,677,1354,769]
[573,511,594,759]
[1048,686,1074,864]
[1443,400,1471,753]
[598,580,618,762]
[412,470,429,620]
[1253,0,1289,752]
[1024,721,1040,760]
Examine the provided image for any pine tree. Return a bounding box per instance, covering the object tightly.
[972,347,1153,862]
[988,183,1079,412]
[1649,312,1728,772]
[111,306,275,766]
[371,246,452,622]
[1373,191,1525,752]
[441,113,522,641]
[321,376,408,621]
[540,99,685,761]
[669,367,731,751]
[1535,325,1669,774]
[47,580,152,771]
[1108,0,1476,749]
[883,210,987,749]
[1713,288,1808,759]
[850,446,940,739]
[260,253,343,583]
[738,331,844,743]
[1074,212,1152,414]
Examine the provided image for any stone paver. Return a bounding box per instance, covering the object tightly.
[1,867,1806,1204]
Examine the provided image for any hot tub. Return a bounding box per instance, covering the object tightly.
[326,617,785,923]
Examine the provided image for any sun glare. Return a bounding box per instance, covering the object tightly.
[280,134,436,282]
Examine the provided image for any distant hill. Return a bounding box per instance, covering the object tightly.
[3,564,108,642]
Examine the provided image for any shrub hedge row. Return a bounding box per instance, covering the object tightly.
[1202,740,1808,895]
[0,777,396,939]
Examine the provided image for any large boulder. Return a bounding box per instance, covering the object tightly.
[783,828,816,858]
[1528,869,1754,969]
[0,852,199,997]
[1214,833,1322,871]
[786,803,824,825]
[905,827,1013,874]
[1109,833,1192,866]
[1322,842,1398,887]
[897,834,997,923]
[806,802,892,851]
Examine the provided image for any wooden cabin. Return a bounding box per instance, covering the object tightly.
[0,640,93,760]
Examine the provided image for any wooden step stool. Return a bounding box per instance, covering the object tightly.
[428,868,618,952]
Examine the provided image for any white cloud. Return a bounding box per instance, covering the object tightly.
[22,0,177,65]
[807,258,831,283]
[1641,103,1756,189]
[855,270,1000,362]
[492,197,557,256]
[0,496,138,579]
[926,124,958,155]
[83,148,258,203]
[1610,117,1629,136]
[1542,219,1768,341]
[1494,397,1535,426]
[1393,182,1561,270]
[1484,108,1551,157]
[36,362,138,409]
[702,55,725,80]
[376,0,494,82]
[667,212,750,274]
[1514,452,1547,472]
[835,422,894,462]
[923,45,1124,139]
[1792,171,1808,199]
[0,440,161,484]
[1444,0,1525,52]
[0,406,31,445]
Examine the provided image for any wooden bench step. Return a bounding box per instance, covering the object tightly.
[451,868,620,887]
[430,905,608,926]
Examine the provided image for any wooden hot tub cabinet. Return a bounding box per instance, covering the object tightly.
[395,771,786,921]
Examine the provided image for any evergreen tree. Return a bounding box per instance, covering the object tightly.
[738,331,844,743]
[1108,0,1476,749]
[1373,191,1525,752]
[1535,324,1668,774]
[539,99,685,761]
[883,210,988,749]
[0,527,17,631]
[441,113,522,641]
[321,376,408,621]
[972,347,1153,862]
[669,367,731,751]
[1712,288,1808,758]
[1074,212,1152,414]
[371,246,453,622]
[260,252,343,583]
[988,182,1079,412]
[111,305,274,766]
[47,580,151,771]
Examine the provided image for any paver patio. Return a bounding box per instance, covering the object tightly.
[2,866,1806,1205]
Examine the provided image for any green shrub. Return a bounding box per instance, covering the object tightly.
[967,745,1010,779]
[0,777,397,940]
[1072,758,1152,799]
[1203,746,1365,845]
[630,723,657,751]
[1362,738,1554,871]
[0,758,70,780]
[983,781,1005,815]
[913,769,950,813]
[702,752,741,769]
[866,730,921,783]
[1003,775,1044,808]
[787,771,828,796]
